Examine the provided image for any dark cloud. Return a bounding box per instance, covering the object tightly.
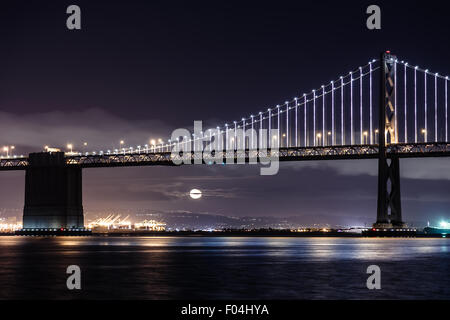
[0,108,171,153]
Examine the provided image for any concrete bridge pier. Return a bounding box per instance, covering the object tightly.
[374,51,405,229]
[23,152,84,229]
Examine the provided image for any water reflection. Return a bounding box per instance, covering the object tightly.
[0,236,448,299]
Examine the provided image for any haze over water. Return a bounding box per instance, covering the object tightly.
[0,236,448,299]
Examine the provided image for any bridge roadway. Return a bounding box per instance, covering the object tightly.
[1,142,450,171]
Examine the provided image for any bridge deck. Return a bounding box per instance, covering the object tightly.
[1,143,449,170]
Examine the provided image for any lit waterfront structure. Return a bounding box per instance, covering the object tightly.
[0,222,22,232]
[87,214,165,232]
[135,220,166,231]
[87,214,131,230]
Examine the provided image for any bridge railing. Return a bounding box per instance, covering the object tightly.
[58,142,450,168]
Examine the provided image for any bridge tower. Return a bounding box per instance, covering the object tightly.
[375,51,405,228]
[23,152,84,229]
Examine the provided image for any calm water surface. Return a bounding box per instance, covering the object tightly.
[0,236,448,299]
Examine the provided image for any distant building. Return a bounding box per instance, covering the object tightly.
[135,220,166,231]
[87,214,166,233]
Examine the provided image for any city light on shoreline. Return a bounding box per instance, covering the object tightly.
[86,214,166,232]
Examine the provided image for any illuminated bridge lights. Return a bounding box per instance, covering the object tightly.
[2,142,450,171]
[1,54,450,170]
[0,143,448,170]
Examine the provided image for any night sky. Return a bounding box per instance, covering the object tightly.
[0,1,449,226]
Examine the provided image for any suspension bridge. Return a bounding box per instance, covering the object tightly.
[1,51,449,231]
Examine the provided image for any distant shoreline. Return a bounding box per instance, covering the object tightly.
[1,229,448,238]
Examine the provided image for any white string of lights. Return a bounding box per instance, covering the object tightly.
[359,66,363,144]
[369,62,373,144]
[447,76,449,142]
[294,98,298,147]
[313,89,316,146]
[331,80,335,145]
[168,58,449,154]
[425,69,428,142]
[89,60,392,158]
[435,73,438,142]
[394,60,398,142]
[322,85,325,145]
[268,109,271,148]
[400,60,450,144]
[304,94,307,147]
[414,66,418,143]
[223,60,379,149]
[404,63,407,143]
[341,76,344,145]
[277,104,280,148]
[286,101,289,147]
[350,71,354,145]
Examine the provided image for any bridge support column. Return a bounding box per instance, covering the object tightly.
[376,157,404,228]
[23,152,84,229]
[375,51,405,228]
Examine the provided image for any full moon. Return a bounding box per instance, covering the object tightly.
[189,189,202,199]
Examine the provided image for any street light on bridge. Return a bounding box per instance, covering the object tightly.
[150,139,156,152]
[2,145,15,157]
[421,129,427,142]
[272,135,278,149]
[2,146,9,157]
